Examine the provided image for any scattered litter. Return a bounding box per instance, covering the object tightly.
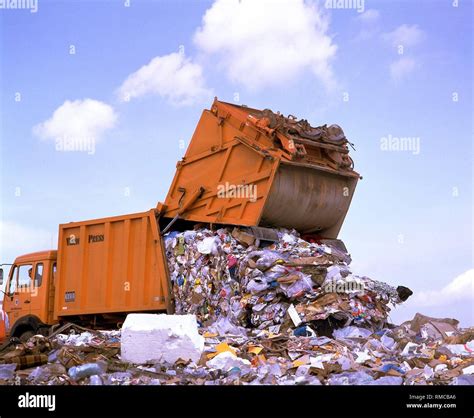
[0,363,17,380]
[0,228,471,386]
[206,352,251,371]
[68,362,106,381]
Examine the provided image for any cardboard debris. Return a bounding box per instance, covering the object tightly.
[0,311,472,385]
[0,230,471,386]
[166,228,405,333]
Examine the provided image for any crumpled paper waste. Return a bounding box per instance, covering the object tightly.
[166,228,405,334]
[0,312,472,385]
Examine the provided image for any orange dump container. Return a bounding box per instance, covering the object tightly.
[54,209,171,319]
[162,99,360,238]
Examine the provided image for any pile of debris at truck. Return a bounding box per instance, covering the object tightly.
[1,99,472,385]
[0,227,472,386]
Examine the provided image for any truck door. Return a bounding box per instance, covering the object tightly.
[5,264,34,326]
[28,262,44,320]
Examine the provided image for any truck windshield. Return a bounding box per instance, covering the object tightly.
[18,264,33,291]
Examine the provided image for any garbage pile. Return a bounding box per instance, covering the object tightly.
[0,314,472,385]
[165,227,410,335]
[0,228,472,386]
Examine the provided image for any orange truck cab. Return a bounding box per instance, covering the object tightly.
[0,251,57,341]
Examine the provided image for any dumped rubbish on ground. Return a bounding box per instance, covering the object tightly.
[0,229,471,385]
[0,314,472,386]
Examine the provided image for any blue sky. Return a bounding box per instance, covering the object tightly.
[1,0,472,325]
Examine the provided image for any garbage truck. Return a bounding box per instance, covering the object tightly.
[0,98,361,341]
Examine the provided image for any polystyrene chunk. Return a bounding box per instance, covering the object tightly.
[121,314,204,365]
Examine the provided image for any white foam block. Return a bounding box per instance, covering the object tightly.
[121,313,204,365]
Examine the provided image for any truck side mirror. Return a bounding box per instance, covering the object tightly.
[0,268,3,286]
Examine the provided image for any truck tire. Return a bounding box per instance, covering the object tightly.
[9,315,42,342]
[19,329,35,343]
[37,326,51,337]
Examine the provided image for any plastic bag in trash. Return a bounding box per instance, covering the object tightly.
[0,363,17,380]
[333,326,372,340]
[89,375,103,385]
[282,274,313,298]
[206,352,251,371]
[68,362,107,381]
[256,251,283,270]
[328,371,374,385]
[28,366,52,382]
[207,317,248,336]
[197,236,220,255]
[446,341,474,356]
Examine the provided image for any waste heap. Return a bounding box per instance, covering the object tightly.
[0,314,473,386]
[165,227,409,336]
[1,228,472,386]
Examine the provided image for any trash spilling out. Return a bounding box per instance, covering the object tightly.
[0,229,471,386]
[166,227,408,334]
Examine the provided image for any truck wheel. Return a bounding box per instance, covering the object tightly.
[19,329,35,343]
[37,326,51,337]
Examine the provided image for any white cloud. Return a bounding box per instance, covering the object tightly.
[356,9,380,23]
[33,99,117,143]
[117,52,212,106]
[411,269,474,307]
[353,9,381,42]
[390,56,418,80]
[382,25,425,81]
[193,0,337,90]
[383,24,425,48]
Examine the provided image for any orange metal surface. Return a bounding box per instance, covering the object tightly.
[14,250,57,264]
[0,310,7,341]
[163,98,360,237]
[2,251,58,328]
[54,209,171,319]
